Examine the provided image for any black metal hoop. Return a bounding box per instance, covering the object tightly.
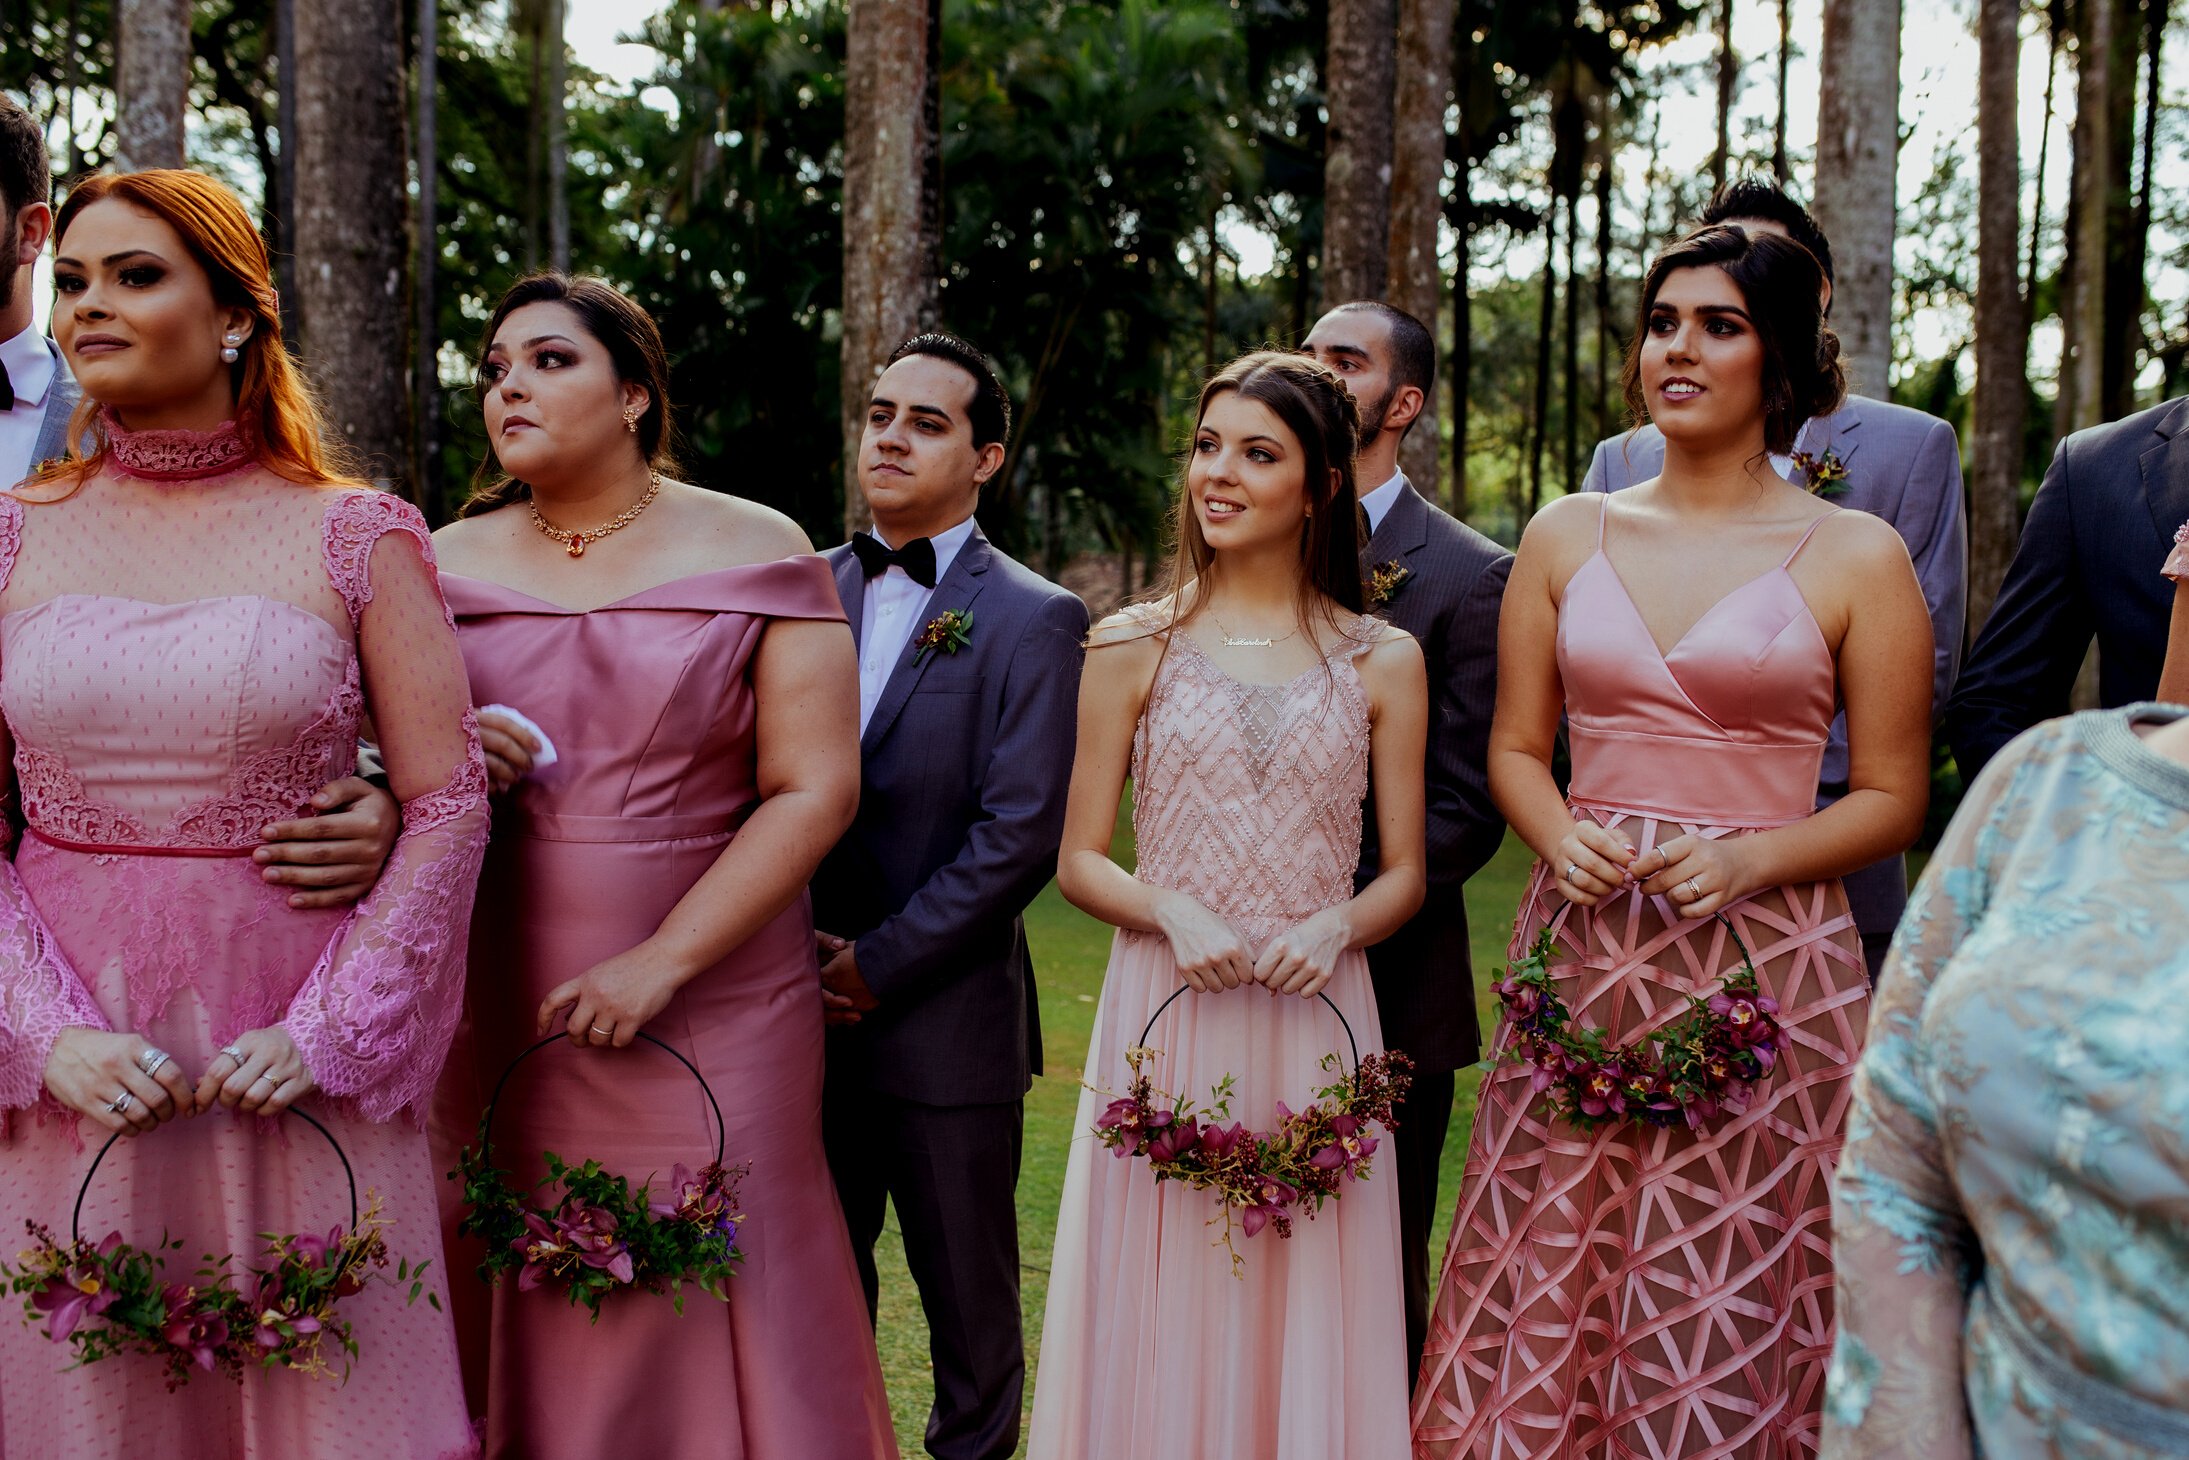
[71,1106,358,1248]
[1134,984,1364,1075]
[478,1031,727,1173]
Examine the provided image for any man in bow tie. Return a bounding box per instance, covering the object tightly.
[0,92,399,906]
[812,332,1087,1460]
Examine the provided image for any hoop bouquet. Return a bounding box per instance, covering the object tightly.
[450,1031,746,1319]
[4,1109,434,1388]
[1090,985,1412,1273]
[1496,911,1784,1132]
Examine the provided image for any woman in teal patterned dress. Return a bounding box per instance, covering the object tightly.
[1822,704,2189,1458]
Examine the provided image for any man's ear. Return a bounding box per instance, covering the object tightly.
[12,201,52,263]
[1383,383,1427,435]
[971,441,1007,489]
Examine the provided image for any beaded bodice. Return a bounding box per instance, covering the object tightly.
[1128,608,1376,946]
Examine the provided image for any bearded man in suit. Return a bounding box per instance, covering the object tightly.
[1301,299,1512,1377]
[813,332,1088,1460]
[1582,178,1968,980]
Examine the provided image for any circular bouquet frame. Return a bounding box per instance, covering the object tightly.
[452,1031,746,1319]
[1090,985,1413,1273]
[8,1106,418,1387]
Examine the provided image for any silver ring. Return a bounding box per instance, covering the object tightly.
[590,1025,611,1038]
[1685,876,1702,900]
[251,1072,275,1087]
[138,1048,170,1077]
[1564,862,1582,883]
[105,1091,132,1115]
[220,1045,247,1065]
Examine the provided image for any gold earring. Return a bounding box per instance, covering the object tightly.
[624,408,640,434]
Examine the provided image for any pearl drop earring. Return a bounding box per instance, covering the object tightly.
[220,333,242,364]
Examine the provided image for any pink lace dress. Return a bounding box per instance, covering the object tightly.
[1027,610,1410,1460]
[0,441,487,1459]
[1412,502,1870,1458]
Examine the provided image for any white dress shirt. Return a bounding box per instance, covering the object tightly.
[857,515,979,733]
[0,325,61,487]
[1359,470,1406,536]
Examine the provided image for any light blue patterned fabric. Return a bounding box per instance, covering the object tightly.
[1820,706,2189,1458]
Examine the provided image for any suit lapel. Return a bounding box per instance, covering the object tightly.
[2141,397,2189,550]
[1366,478,1432,565]
[1805,401,1862,490]
[860,528,993,757]
[831,546,868,650]
[29,344,78,471]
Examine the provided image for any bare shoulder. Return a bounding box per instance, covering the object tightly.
[1517,490,1601,563]
[660,481,815,565]
[1354,622,1424,690]
[1087,601,1168,654]
[1806,506,1915,577]
[429,504,524,575]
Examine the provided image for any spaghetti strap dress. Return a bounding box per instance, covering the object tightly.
[1412,501,1871,1459]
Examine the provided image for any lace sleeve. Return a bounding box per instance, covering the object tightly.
[280,494,487,1124]
[2163,518,2189,582]
[1819,723,2052,1457]
[0,495,112,1108]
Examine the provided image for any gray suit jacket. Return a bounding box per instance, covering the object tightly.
[18,338,78,484]
[1582,397,1969,938]
[1947,394,2189,780]
[1356,480,1513,1072]
[812,526,1089,1107]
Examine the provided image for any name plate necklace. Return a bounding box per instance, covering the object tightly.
[1210,611,1298,649]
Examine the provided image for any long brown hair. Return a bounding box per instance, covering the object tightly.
[459,272,680,517]
[35,169,352,493]
[1152,350,1367,644]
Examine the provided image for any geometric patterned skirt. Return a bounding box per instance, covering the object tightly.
[1410,809,1870,1459]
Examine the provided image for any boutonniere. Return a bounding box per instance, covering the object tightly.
[1790,446,1850,498]
[913,608,975,665]
[1367,561,1414,611]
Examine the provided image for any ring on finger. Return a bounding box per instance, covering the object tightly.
[1565,862,1583,883]
[590,1025,611,1038]
[138,1047,171,1077]
[220,1044,247,1065]
[251,1072,276,1088]
[106,1090,133,1115]
[1685,876,1702,900]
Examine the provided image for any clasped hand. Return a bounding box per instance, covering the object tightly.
[1156,895,1349,999]
[43,1026,318,1134]
[1553,821,1752,919]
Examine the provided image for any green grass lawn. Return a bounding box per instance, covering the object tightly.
[866,818,1536,1456]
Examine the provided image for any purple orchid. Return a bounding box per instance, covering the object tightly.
[161,1284,230,1372]
[1239,1175,1297,1238]
[512,1211,574,1291]
[648,1162,735,1232]
[30,1233,122,1344]
[554,1203,636,1284]
[1309,1114,1380,1181]
[1147,1115,1202,1164]
[1577,1061,1629,1118]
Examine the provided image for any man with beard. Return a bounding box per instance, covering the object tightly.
[1301,300,1512,1377]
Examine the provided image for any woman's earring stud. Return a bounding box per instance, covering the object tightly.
[221,333,242,364]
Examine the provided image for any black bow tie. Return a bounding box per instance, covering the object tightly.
[0,356,14,412]
[852,531,937,589]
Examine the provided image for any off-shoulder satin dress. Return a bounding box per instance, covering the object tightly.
[429,557,896,1460]
[1413,500,1871,1458]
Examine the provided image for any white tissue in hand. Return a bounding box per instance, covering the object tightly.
[480,703,559,769]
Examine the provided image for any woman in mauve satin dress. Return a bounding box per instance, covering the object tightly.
[425,274,895,1459]
[1411,227,1934,1459]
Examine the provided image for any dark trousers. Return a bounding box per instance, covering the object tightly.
[823,1078,1025,1460]
[1392,1065,1458,1378]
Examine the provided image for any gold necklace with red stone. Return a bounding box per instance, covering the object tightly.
[527,472,662,558]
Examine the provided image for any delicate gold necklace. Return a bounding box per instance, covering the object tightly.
[528,473,662,558]
[1210,611,1298,648]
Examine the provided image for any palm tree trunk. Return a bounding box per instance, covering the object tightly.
[1971,0,2027,633]
[841,0,938,535]
[1773,0,1793,181]
[415,0,444,521]
[114,0,189,170]
[1562,185,1580,494]
[1814,0,1902,399]
[1323,0,1397,305]
[1389,0,1452,497]
[1594,152,1615,444]
[2096,0,2146,420]
[1527,201,1557,523]
[294,0,411,490]
[1712,0,1736,192]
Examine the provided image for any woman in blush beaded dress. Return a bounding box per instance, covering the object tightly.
[1028,352,1429,1460]
[1411,227,1934,1459]
[0,172,484,1459]
[426,274,894,1460]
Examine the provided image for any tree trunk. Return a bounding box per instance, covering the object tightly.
[2096,0,2144,421]
[1594,152,1615,444]
[1773,0,1793,181]
[546,0,568,274]
[275,0,300,344]
[841,0,938,536]
[1562,185,1579,493]
[2058,0,2125,435]
[1388,0,1451,498]
[294,0,411,489]
[1449,12,1475,517]
[1526,201,1557,523]
[1970,0,2027,633]
[1712,0,1736,192]
[2023,0,2062,309]
[114,0,189,170]
[2110,0,2167,417]
[1322,0,1397,306]
[1814,0,1902,399]
[415,0,443,521]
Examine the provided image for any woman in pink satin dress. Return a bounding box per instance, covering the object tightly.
[426,274,894,1459]
[1410,227,1934,1458]
[1031,352,1429,1459]
[0,173,484,1459]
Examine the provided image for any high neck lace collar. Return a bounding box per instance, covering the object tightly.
[103,407,259,484]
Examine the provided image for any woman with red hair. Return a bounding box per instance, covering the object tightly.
[0,170,482,1457]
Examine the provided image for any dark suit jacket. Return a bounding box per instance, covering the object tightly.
[812,525,1089,1107]
[1947,394,2189,780]
[1356,480,1513,1072]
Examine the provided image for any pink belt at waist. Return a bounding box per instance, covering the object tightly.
[24,826,257,858]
